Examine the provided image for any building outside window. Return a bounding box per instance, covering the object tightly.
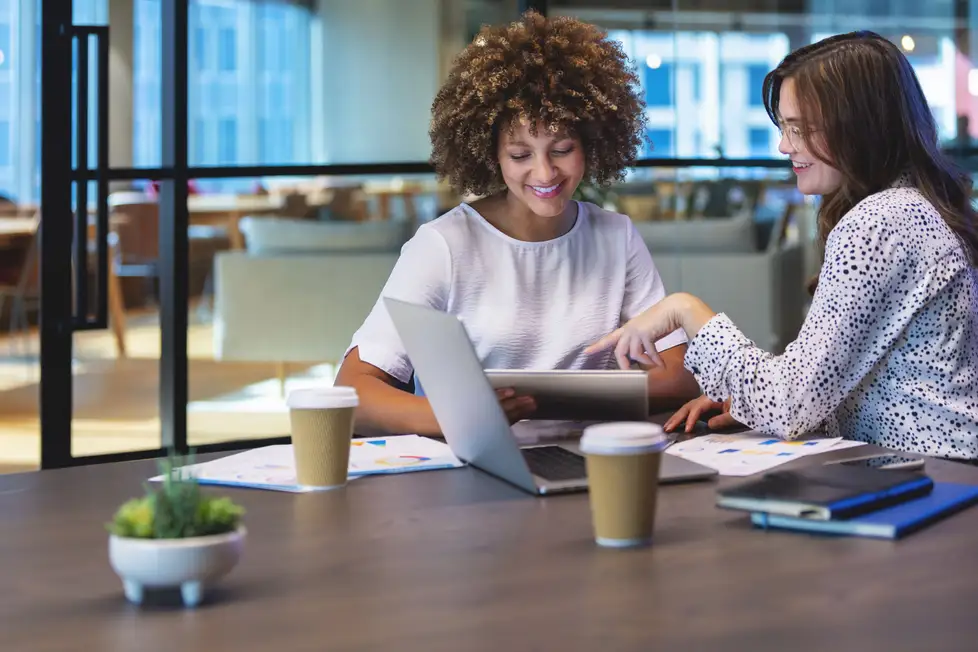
[0,0,316,202]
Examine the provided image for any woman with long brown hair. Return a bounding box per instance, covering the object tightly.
[587,31,978,460]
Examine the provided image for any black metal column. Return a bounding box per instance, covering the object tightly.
[39,0,76,469]
[159,0,190,453]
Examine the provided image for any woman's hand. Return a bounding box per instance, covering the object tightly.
[496,388,537,424]
[585,293,717,370]
[664,395,742,433]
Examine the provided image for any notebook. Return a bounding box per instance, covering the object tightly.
[749,482,978,539]
[717,463,934,520]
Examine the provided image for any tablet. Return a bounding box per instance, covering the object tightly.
[484,369,649,421]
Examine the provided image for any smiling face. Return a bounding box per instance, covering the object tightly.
[496,120,586,219]
[777,78,844,196]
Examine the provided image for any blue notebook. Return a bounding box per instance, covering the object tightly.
[750,482,978,540]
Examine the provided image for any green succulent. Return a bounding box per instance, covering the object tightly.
[107,452,244,539]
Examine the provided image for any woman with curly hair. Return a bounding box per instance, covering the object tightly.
[335,11,700,436]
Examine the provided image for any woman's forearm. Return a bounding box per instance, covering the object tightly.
[674,293,718,339]
[333,355,442,436]
[644,345,702,412]
[342,375,442,436]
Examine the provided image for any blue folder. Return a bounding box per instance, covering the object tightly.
[750,482,978,540]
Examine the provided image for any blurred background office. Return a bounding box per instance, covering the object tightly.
[2,0,977,472]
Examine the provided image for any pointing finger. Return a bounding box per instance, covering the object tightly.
[584,329,622,355]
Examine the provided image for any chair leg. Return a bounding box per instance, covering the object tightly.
[277,362,288,397]
[9,297,23,359]
[0,296,11,356]
[24,304,39,371]
[107,255,128,358]
[196,269,214,322]
[24,302,38,380]
[17,300,30,350]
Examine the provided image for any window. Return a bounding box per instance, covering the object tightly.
[133,0,160,168]
[645,62,673,107]
[193,118,207,165]
[688,64,701,103]
[748,127,770,157]
[258,4,281,73]
[747,64,768,107]
[218,118,236,164]
[218,28,235,72]
[258,118,293,164]
[0,0,109,201]
[258,117,273,162]
[133,0,313,171]
[0,120,9,166]
[0,23,9,71]
[647,128,674,157]
[193,26,207,70]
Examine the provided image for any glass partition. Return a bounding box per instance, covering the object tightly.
[184,172,445,446]
[19,0,978,470]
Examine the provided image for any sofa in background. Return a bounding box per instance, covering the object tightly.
[634,206,809,354]
[212,207,810,392]
[212,218,411,388]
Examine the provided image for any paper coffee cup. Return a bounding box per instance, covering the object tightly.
[580,422,669,548]
[286,387,359,488]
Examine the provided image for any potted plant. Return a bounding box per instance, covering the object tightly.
[106,455,246,608]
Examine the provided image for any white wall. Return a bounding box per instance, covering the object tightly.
[313,0,441,163]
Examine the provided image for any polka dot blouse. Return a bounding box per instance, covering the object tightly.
[684,176,978,459]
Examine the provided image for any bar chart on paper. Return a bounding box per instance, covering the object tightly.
[666,432,865,476]
[149,435,465,492]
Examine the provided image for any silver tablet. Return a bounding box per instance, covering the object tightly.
[484,369,649,421]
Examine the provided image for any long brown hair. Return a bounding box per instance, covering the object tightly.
[762,31,978,292]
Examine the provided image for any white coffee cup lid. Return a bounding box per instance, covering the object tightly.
[286,386,358,409]
[579,422,669,455]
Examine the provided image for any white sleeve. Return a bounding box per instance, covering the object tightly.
[344,225,452,383]
[683,211,965,439]
[621,219,687,351]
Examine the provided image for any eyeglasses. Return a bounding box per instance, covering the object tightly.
[777,122,818,150]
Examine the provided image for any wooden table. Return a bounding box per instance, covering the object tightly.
[13,194,290,251]
[187,194,285,250]
[2,438,977,651]
[0,217,35,247]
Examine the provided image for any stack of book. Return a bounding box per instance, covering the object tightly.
[716,463,978,539]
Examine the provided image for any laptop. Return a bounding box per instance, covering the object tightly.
[384,298,718,495]
[484,369,649,421]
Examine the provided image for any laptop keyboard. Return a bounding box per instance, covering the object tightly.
[521,446,587,482]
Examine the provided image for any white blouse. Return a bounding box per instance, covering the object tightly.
[684,177,978,459]
[347,201,686,386]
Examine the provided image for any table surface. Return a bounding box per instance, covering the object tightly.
[2,428,977,652]
[0,217,34,234]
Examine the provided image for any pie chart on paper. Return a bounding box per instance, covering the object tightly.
[376,455,432,467]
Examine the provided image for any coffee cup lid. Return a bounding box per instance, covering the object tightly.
[286,386,358,409]
[579,422,669,455]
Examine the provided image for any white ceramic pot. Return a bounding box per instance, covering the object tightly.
[108,526,246,607]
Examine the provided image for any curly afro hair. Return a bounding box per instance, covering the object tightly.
[429,10,647,197]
